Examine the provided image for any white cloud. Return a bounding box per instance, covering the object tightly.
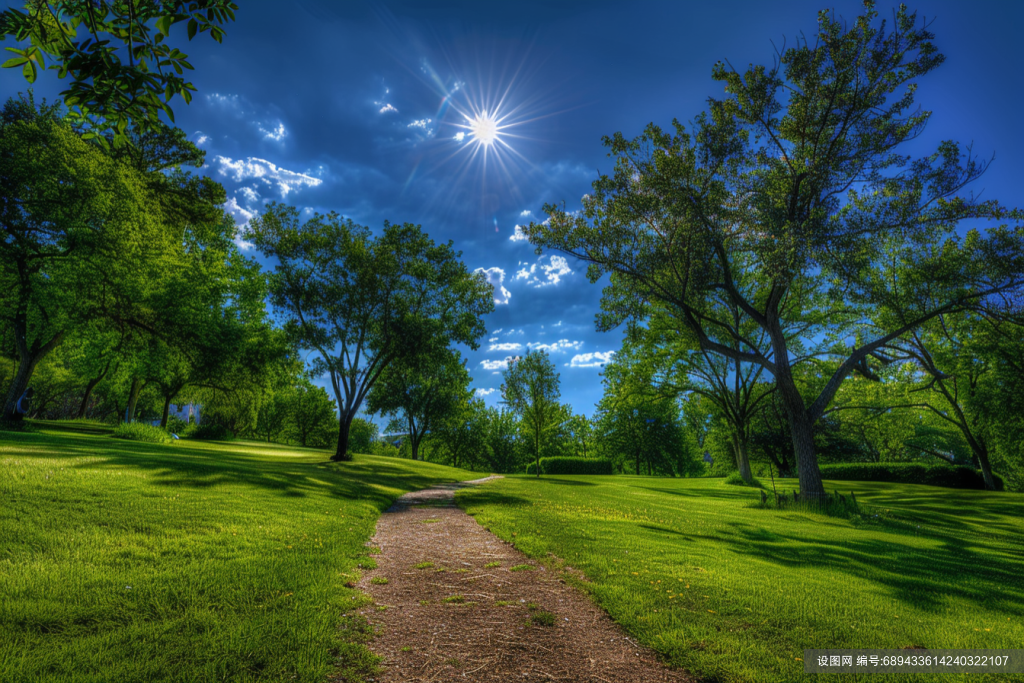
[206,92,241,108]
[488,337,499,342]
[259,121,287,142]
[213,156,323,198]
[224,197,256,250]
[238,186,260,203]
[408,118,432,129]
[489,342,523,352]
[480,359,510,371]
[529,339,582,353]
[514,255,573,287]
[520,209,532,217]
[379,103,398,114]
[510,224,529,242]
[553,321,562,327]
[224,196,256,225]
[567,351,615,368]
[505,329,524,336]
[195,133,209,146]
[492,328,503,334]
[454,131,466,141]
[475,388,496,397]
[474,267,511,305]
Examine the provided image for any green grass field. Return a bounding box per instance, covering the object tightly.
[457,475,1024,683]
[0,421,478,683]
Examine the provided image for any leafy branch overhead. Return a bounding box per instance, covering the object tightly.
[523,1,1024,498]
[0,1,238,147]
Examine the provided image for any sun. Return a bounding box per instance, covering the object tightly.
[469,112,499,145]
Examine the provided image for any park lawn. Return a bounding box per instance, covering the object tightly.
[0,421,479,683]
[457,475,1024,683]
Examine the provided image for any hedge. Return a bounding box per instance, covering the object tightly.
[112,422,173,444]
[525,457,614,475]
[819,462,1004,491]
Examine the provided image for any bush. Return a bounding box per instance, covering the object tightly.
[819,462,1004,491]
[188,423,235,441]
[724,471,764,488]
[112,422,173,444]
[525,457,614,475]
[166,416,190,434]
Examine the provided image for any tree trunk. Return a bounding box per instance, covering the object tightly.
[332,414,353,462]
[77,376,102,419]
[771,352,825,499]
[160,396,172,428]
[2,318,66,421]
[2,353,41,422]
[975,444,998,491]
[125,378,145,423]
[732,433,753,483]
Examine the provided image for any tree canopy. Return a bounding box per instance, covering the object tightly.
[524,2,1024,498]
[246,203,494,461]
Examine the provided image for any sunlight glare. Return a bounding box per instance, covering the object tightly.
[470,113,499,145]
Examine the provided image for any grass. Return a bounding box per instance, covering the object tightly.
[484,561,501,568]
[508,563,535,572]
[414,561,434,569]
[0,420,479,683]
[531,611,556,626]
[442,595,465,604]
[457,474,1024,683]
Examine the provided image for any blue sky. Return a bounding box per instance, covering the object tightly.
[4,0,1022,418]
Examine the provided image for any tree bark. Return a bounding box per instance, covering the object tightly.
[125,378,145,423]
[76,364,110,420]
[770,328,825,500]
[2,316,66,421]
[160,396,172,428]
[732,433,753,483]
[332,414,353,461]
[976,447,997,491]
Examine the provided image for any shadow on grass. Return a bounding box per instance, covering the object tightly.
[8,424,470,510]
[456,488,534,510]
[537,478,597,487]
[717,522,1024,614]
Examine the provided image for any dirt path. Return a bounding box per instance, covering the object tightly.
[356,477,689,682]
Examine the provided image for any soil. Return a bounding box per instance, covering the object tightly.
[353,477,690,682]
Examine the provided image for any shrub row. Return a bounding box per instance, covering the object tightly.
[819,462,1004,491]
[724,471,764,488]
[111,422,174,444]
[525,457,614,475]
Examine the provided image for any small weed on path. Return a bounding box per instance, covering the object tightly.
[531,611,556,626]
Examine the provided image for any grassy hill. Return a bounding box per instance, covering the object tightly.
[0,421,479,683]
[458,475,1024,683]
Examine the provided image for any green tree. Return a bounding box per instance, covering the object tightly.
[564,411,593,459]
[286,379,337,449]
[1,1,238,146]
[596,352,696,477]
[368,350,472,461]
[523,4,1024,499]
[480,406,524,473]
[500,350,562,478]
[433,396,489,470]
[348,417,379,455]
[0,94,161,421]
[245,204,493,462]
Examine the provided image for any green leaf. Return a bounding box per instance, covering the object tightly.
[155,15,172,37]
[22,59,36,82]
[2,57,29,68]
[187,18,198,41]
